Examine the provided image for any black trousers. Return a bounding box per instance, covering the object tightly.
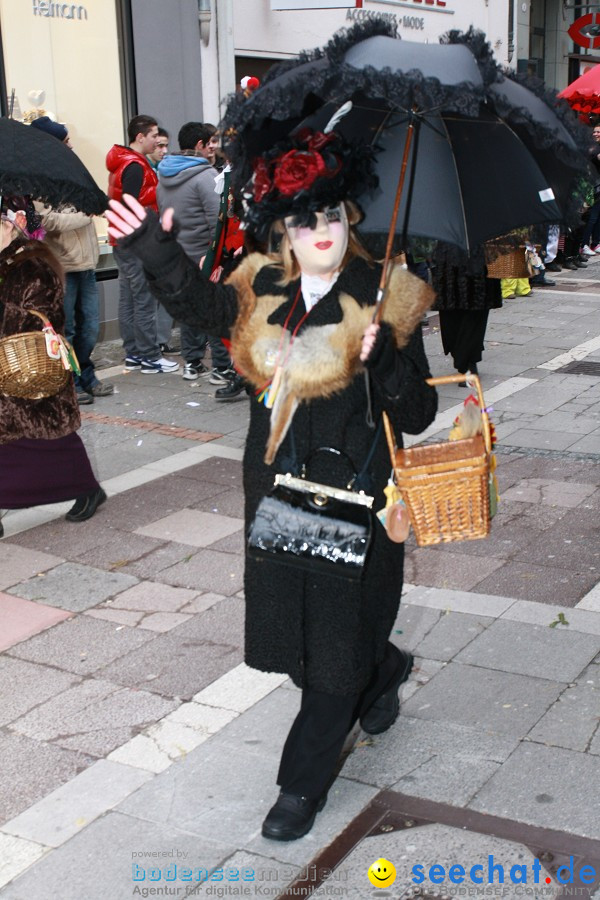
[276,642,400,799]
[438,309,489,374]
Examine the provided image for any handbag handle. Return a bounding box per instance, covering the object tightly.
[383,373,492,462]
[301,446,359,489]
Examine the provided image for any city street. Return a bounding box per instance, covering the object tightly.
[0,258,599,899]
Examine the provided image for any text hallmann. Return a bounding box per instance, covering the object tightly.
[32,1,88,20]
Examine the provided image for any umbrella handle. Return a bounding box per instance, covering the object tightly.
[374,110,417,323]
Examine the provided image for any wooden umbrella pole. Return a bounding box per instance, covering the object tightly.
[374,113,416,322]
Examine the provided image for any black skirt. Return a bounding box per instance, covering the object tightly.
[0,433,99,508]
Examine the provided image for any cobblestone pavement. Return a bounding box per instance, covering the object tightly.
[0,260,599,899]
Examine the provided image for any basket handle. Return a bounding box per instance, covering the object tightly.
[383,373,492,460]
[26,309,53,329]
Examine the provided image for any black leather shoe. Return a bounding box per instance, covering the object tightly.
[360,647,414,735]
[262,791,327,841]
[214,374,247,402]
[545,261,562,272]
[65,487,107,522]
[563,260,578,270]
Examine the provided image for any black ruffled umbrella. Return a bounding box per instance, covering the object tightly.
[0,117,107,214]
[223,21,590,302]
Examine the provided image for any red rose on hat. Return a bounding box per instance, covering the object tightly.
[252,159,273,202]
[273,150,327,196]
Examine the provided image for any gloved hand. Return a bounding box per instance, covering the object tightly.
[106,195,181,278]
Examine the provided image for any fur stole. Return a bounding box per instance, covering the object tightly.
[227,253,434,463]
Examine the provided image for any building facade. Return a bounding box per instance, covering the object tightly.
[0,0,595,336]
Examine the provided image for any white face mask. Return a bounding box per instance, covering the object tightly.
[284,204,349,280]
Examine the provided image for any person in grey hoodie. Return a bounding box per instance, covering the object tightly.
[157,123,232,381]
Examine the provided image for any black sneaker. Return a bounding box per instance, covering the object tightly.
[214,374,246,402]
[65,487,107,522]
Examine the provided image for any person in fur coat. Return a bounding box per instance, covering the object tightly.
[0,197,106,536]
[106,128,437,842]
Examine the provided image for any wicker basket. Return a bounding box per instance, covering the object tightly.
[0,310,71,400]
[383,374,492,546]
[485,246,532,279]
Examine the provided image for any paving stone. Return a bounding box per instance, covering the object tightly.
[155,547,245,595]
[473,560,598,606]
[138,612,193,632]
[8,615,156,676]
[106,581,198,613]
[455,619,600,681]
[0,658,80,727]
[203,686,298,762]
[10,678,177,757]
[205,529,245,554]
[179,592,226,614]
[118,737,377,869]
[135,507,243,547]
[0,810,236,900]
[403,547,505,591]
[0,545,63,591]
[414,611,493,662]
[470,743,600,839]
[511,507,600,573]
[97,598,244,699]
[3,760,152,849]
[502,478,597,507]
[96,474,227,530]
[401,662,564,737]
[84,608,143,626]
[449,501,569,560]
[177,454,243,488]
[527,663,600,752]
[502,599,600,635]
[4,519,118,559]
[181,850,300,899]
[72,530,167,571]
[0,593,72,652]
[404,585,516,617]
[193,662,289,713]
[0,732,93,826]
[344,714,518,798]
[116,540,204,579]
[0,833,48,891]
[193,488,245,519]
[391,603,441,651]
[7,562,138,612]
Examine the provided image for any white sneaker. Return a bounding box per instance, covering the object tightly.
[140,356,180,374]
[581,245,595,256]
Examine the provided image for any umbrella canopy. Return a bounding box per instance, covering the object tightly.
[0,117,107,214]
[224,22,589,254]
[558,64,600,115]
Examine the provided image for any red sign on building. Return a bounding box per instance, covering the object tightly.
[569,13,600,50]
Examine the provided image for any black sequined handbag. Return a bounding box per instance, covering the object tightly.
[247,447,375,581]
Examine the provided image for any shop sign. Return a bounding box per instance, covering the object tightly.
[32,1,88,19]
[569,13,600,50]
[270,0,362,8]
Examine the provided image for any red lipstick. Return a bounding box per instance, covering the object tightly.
[315,241,333,250]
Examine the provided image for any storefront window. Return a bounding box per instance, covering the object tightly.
[0,0,128,237]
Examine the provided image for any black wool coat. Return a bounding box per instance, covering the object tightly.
[131,234,437,696]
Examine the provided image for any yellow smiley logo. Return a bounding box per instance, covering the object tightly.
[367,858,397,888]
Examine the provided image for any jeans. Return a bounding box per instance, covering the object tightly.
[63,270,100,391]
[180,322,231,368]
[581,199,600,248]
[113,245,159,361]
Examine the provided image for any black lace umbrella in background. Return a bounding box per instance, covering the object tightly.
[223,20,590,299]
[0,117,107,215]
